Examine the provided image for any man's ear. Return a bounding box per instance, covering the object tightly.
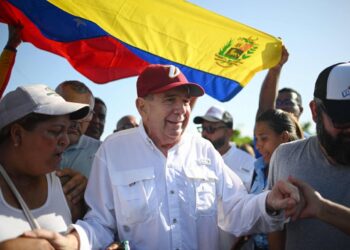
[226,128,234,139]
[299,105,304,116]
[309,100,318,122]
[136,97,148,118]
[190,97,197,109]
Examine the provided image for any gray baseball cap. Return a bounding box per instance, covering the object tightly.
[0,84,90,130]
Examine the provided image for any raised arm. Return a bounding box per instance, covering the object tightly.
[256,45,289,118]
[0,25,22,97]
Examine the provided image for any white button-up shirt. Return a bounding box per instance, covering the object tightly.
[73,123,283,250]
[222,142,255,191]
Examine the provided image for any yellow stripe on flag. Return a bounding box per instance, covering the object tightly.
[49,0,281,87]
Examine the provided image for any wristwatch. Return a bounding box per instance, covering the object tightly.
[265,203,281,216]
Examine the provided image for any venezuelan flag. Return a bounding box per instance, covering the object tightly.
[0,0,148,97]
[49,0,282,102]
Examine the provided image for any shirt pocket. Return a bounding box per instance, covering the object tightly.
[111,167,157,224]
[184,166,218,217]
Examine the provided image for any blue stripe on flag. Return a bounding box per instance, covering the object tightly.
[9,0,107,41]
[123,43,242,102]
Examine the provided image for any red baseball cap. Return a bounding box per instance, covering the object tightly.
[137,64,204,97]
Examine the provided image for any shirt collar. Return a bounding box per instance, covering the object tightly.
[66,135,88,151]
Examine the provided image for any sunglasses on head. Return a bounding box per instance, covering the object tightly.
[197,125,227,134]
[78,109,95,123]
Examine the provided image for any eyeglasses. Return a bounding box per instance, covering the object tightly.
[79,109,95,123]
[197,125,227,134]
[276,99,298,108]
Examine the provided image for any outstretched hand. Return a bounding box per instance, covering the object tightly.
[0,237,54,250]
[288,176,322,219]
[57,168,87,204]
[22,229,78,250]
[266,179,302,219]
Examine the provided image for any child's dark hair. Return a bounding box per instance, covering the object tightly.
[256,109,304,141]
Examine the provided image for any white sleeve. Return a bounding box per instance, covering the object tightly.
[74,147,117,250]
[216,154,284,236]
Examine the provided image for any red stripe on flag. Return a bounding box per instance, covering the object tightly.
[0,0,148,84]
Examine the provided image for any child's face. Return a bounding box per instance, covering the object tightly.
[255,121,287,164]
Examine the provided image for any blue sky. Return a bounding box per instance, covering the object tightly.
[1,0,349,139]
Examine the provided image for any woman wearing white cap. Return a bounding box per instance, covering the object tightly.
[0,84,89,249]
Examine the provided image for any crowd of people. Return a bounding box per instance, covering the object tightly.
[0,24,349,250]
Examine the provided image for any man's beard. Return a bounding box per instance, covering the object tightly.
[317,115,350,166]
[205,136,226,150]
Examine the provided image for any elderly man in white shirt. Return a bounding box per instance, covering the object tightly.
[24,64,301,250]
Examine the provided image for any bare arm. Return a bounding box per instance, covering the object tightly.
[6,25,22,50]
[0,25,22,97]
[22,229,80,250]
[319,199,350,235]
[256,46,289,118]
[289,176,350,235]
[268,229,286,250]
[0,237,53,250]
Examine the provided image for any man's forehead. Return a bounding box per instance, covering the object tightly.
[95,101,106,109]
[277,91,298,101]
[63,89,93,104]
[122,116,135,122]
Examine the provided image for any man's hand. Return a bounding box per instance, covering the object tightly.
[273,45,289,70]
[0,237,54,250]
[106,242,128,250]
[266,179,301,219]
[288,176,322,219]
[256,44,289,117]
[22,229,79,250]
[289,177,350,235]
[57,168,87,204]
